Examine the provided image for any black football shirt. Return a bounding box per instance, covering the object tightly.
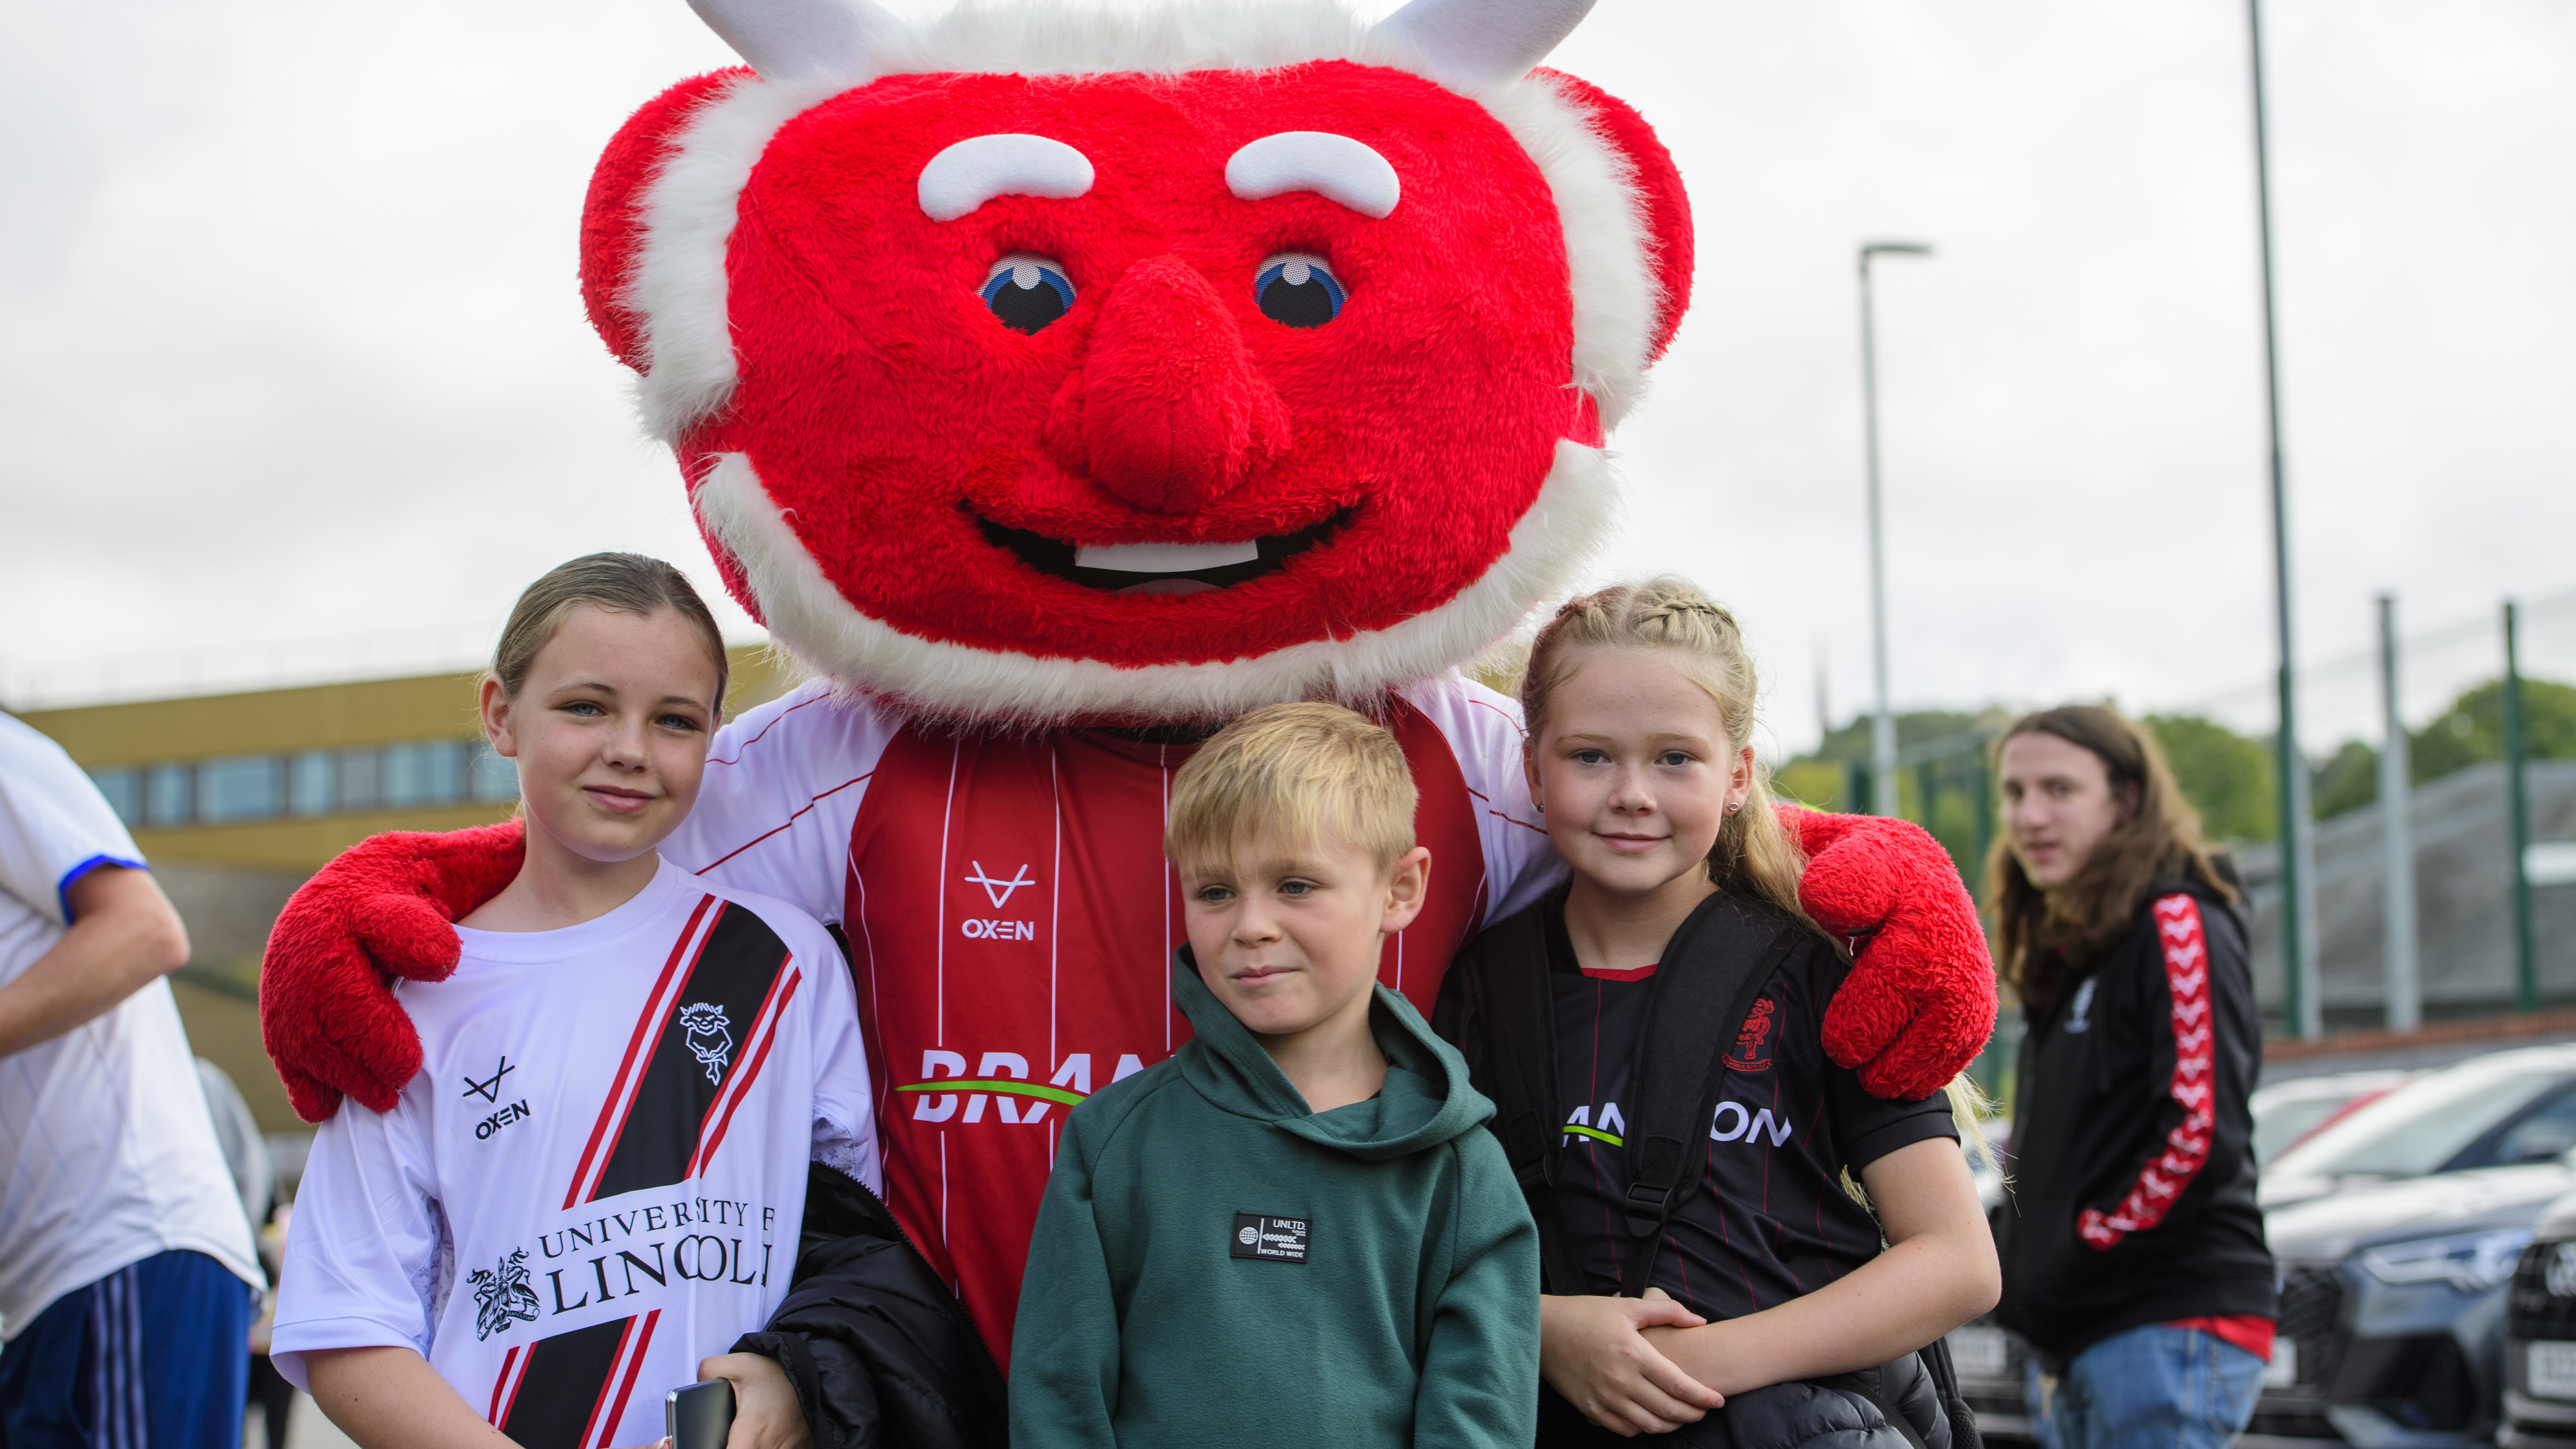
[1542,901,1959,1318]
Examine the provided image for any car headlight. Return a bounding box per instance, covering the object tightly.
[2359,1228,2533,1293]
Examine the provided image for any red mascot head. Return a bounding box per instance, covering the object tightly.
[581,0,1692,725]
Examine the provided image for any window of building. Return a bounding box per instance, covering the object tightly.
[89,768,144,826]
[79,738,508,830]
[470,742,518,803]
[198,755,283,824]
[289,751,336,817]
[339,748,383,812]
[384,741,465,809]
[145,764,194,826]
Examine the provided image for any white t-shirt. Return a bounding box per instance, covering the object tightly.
[272,859,876,1447]
[0,713,262,1338]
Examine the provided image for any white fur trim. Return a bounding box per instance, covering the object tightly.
[693,440,1618,723]
[1225,131,1399,218]
[627,2,1665,442]
[625,73,843,442]
[1478,70,1660,427]
[918,133,1096,222]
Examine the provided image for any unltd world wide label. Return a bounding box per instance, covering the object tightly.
[1231,1213,1310,1264]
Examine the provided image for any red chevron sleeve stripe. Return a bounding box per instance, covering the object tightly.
[2077,894,2217,1250]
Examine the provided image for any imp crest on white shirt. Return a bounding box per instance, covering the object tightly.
[681,1002,736,1084]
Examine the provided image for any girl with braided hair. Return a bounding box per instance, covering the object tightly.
[1436,580,1998,1448]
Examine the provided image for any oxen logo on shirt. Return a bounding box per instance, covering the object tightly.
[679,1003,735,1084]
[964,861,1037,908]
[470,1249,540,1340]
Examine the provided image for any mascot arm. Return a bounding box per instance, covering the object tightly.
[663,681,892,926]
[1779,805,1997,1101]
[260,821,525,1122]
[1406,676,1567,928]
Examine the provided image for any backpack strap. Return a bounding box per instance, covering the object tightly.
[1616,894,1804,1298]
[1449,901,1590,1295]
[1917,1336,1984,1449]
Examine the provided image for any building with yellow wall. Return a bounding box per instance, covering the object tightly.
[10,645,801,1131]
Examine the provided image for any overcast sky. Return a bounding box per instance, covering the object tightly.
[4,0,2571,755]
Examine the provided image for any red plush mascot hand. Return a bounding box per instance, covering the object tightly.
[259,821,526,1122]
[1779,805,1997,1100]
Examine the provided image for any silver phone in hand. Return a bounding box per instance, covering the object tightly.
[666,1379,736,1449]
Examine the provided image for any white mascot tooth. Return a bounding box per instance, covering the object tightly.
[1074,541,1261,573]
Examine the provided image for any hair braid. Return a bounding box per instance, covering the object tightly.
[1522,578,1817,937]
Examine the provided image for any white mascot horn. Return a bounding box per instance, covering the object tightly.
[1375,0,1599,87]
[685,0,901,83]
[686,0,1598,92]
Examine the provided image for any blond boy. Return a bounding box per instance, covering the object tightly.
[1007,703,1538,1448]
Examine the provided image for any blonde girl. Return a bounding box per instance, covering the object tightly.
[1434,579,1997,1449]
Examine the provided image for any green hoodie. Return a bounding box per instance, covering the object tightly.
[1009,952,1539,1449]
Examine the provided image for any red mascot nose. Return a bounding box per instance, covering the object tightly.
[1043,255,1290,514]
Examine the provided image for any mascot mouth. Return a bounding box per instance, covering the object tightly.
[974,509,1355,596]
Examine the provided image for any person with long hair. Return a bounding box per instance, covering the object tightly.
[1438,580,1997,1448]
[1988,706,2275,1449]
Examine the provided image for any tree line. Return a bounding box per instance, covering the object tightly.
[1777,676,2576,886]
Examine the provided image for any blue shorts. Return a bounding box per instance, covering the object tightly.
[0,1250,256,1449]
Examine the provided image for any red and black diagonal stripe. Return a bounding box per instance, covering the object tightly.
[569,902,794,1205]
[487,1311,660,1449]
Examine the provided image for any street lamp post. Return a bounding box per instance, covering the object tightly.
[2245,0,2320,1038]
[1859,241,1933,819]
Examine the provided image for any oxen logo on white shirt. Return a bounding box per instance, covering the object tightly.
[680,1003,735,1084]
[469,1249,540,1340]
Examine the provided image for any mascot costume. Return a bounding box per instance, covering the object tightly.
[262,0,1995,1424]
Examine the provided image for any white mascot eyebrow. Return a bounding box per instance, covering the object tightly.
[1224,132,1401,219]
[916,134,1095,222]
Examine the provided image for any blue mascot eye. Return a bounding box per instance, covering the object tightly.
[1254,253,1344,328]
[981,255,1076,334]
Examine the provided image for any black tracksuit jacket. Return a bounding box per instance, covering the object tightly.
[1994,876,2276,1365]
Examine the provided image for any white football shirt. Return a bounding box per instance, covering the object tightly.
[272,859,876,1448]
[0,713,262,1338]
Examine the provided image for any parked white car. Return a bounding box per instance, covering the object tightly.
[2252,1069,2417,1167]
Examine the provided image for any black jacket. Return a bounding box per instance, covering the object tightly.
[735,1164,1007,1449]
[1994,876,2275,1363]
[1536,1353,1958,1449]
